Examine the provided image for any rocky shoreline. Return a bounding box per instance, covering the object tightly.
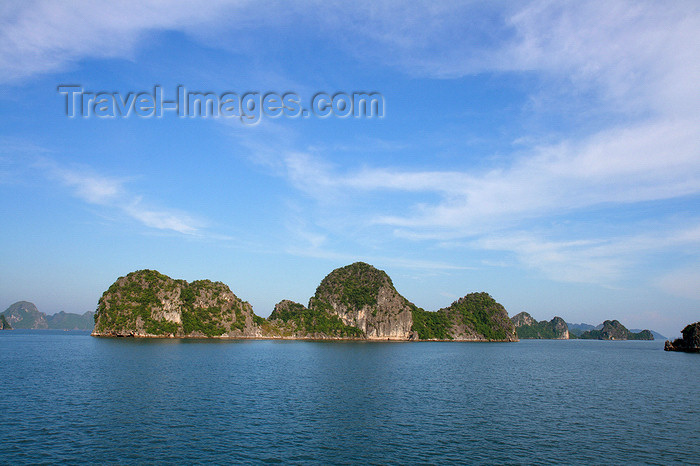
[664,322,700,353]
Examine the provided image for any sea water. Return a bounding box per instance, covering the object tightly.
[1,331,698,464]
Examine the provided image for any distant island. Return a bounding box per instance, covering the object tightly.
[92,262,518,341]
[664,322,700,353]
[4,264,663,344]
[576,320,654,340]
[511,312,654,340]
[1,301,94,330]
[511,312,569,339]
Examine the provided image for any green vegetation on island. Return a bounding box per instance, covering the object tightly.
[309,262,415,339]
[512,314,655,341]
[315,262,386,310]
[511,312,569,339]
[1,301,47,329]
[0,314,11,330]
[576,320,653,340]
[93,269,256,337]
[268,299,365,338]
[1,301,94,330]
[91,262,518,341]
[409,304,452,340]
[441,293,516,341]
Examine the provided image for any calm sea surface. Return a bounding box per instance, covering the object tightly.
[1,331,698,465]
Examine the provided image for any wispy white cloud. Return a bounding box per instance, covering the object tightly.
[281,202,470,271]
[263,114,699,237]
[240,123,700,284]
[473,225,700,285]
[37,158,203,235]
[6,1,698,114]
[8,1,697,286]
[327,1,700,115]
[0,0,259,83]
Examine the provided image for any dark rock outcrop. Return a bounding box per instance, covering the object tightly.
[664,322,700,353]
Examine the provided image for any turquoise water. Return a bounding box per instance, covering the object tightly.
[1,331,698,464]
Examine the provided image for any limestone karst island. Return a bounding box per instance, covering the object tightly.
[92,262,518,341]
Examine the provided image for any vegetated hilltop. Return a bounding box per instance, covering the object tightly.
[92,269,262,337]
[577,320,653,340]
[664,322,700,353]
[511,312,569,339]
[92,263,518,341]
[0,314,12,330]
[629,328,667,340]
[428,293,518,341]
[1,301,94,330]
[1,301,48,329]
[306,262,414,339]
[47,311,95,330]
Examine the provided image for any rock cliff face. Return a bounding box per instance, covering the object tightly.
[309,262,414,340]
[511,311,536,327]
[92,264,518,342]
[511,312,570,339]
[1,301,48,329]
[578,320,653,340]
[664,322,700,353]
[0,314,12,330]
[92,270,261,337]
[551,317,570,339]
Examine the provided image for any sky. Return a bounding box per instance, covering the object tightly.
[1,0,699,337]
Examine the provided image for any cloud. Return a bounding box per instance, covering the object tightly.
[37,159,202,235]
[244,129,700,284]
[472,225,700,285]
[0,0,259,83]
[7,1,698,285]
[5,1,698,113]
[325,1,700,115]
[263,114,699,238]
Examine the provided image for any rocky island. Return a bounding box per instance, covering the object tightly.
[577,320,653,340]
[511,312,569,339]
[1,301,95,330]
[511,313,654,340]
[664,322,700,353]
[92,262,518,341]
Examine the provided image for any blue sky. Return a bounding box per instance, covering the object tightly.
[1,1,699,337]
